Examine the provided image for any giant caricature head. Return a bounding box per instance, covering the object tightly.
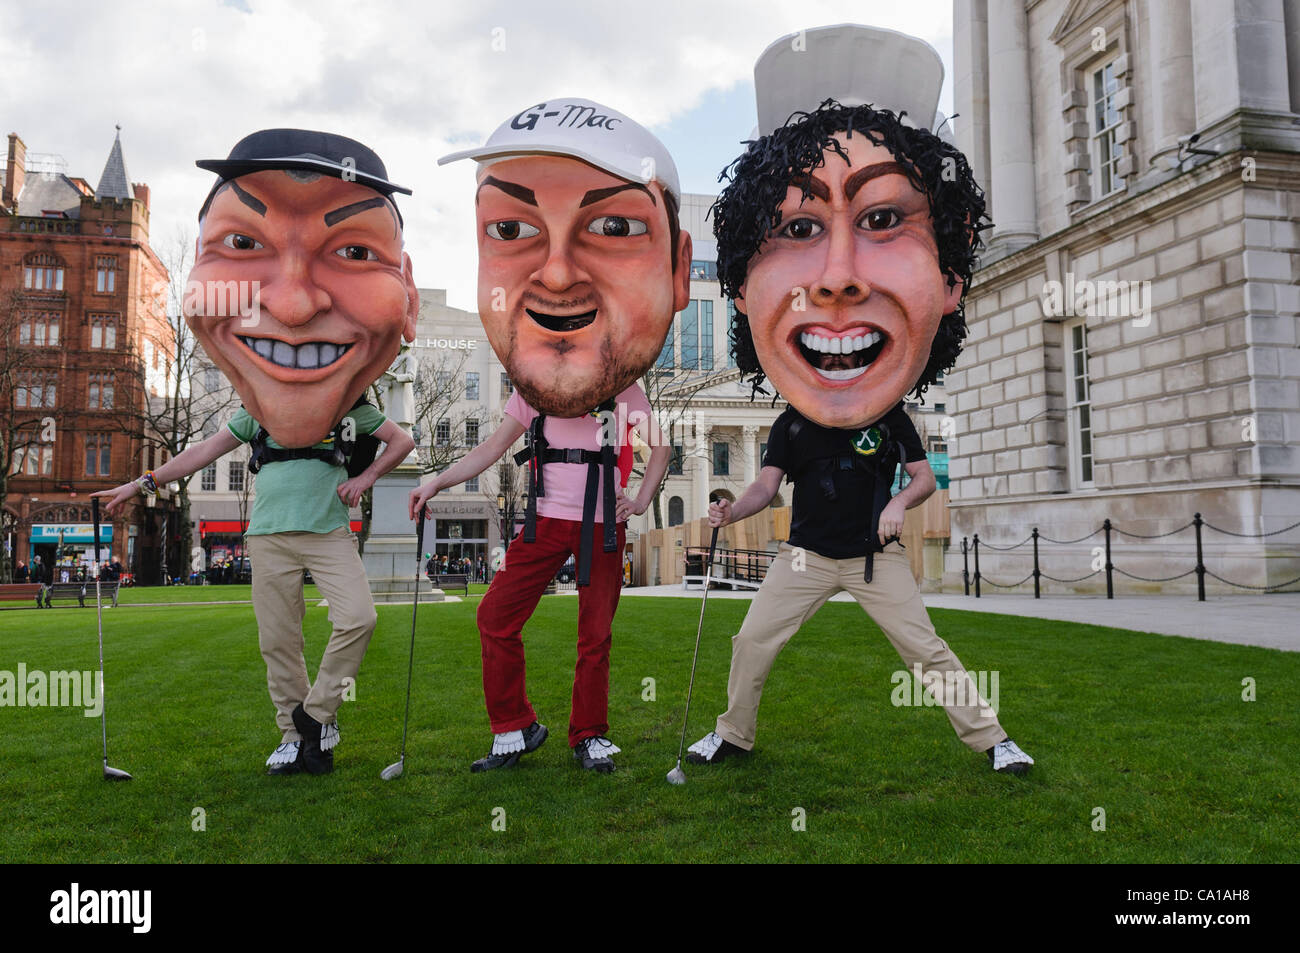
[713,26,991,430]
[440,99,691,419]
[187,129,419,447]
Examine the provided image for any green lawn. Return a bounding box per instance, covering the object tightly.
[0,588,1296,863]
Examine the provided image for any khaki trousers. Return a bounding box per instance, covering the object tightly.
[716,541,1006,753]
[246,528,378,741]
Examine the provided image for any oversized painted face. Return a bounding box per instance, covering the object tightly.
[738,133,962,430]
[187,170,418,447]
[474,155,690,418]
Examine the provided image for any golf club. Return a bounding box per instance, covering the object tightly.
[92,498,131,781]
[667,524,720,785]
[380,510,425,780]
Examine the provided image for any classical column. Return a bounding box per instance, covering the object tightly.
[1148,0,1196,163]
[1191,0,1292,128]
[953,0,992,206]
[742,424,759,485]
[986,0,1039,247]
[693,411,711,519]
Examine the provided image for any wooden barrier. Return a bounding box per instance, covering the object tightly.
[634,490,949,587]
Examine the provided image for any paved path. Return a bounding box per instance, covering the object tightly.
[619,585,1300,652]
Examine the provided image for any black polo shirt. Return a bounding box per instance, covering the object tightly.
[762,402,925,559]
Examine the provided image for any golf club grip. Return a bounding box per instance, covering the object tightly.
[92,497,102,565]
[416,511,426,560]
[706,526,719,573]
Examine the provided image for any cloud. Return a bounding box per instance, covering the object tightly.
[2,0,956,312]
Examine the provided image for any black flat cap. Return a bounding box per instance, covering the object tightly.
[197,128,412,196]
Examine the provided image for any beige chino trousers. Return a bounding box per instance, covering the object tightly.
[246,528,378,741]
[716,541,1006,753]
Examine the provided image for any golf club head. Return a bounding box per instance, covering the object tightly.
[103,765,132,781]
[666,763,686,785]
[379,759,404,781]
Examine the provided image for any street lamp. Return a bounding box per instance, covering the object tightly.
[497,493,507,553]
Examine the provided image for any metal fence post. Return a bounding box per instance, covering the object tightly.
[1193,512,1206,602]
[973,533,981,598]
[1032,527,1041,599]
[962,536,969,596]
[1103,518,1114,599]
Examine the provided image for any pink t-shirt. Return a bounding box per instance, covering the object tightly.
[506,384,652,523]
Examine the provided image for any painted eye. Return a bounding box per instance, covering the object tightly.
[486,221,540,241]
[779,218,822,239]
[587,216,647,237]
[336,245,378,261]
[861,208,902,230]
[223,233,263,251]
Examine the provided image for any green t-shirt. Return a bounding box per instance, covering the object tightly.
[227,404,387,536]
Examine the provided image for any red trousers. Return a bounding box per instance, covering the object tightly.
[476,515,626,747]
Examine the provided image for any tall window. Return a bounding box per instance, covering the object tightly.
[89,314,118,349]
[500,373,513,400]
[15,371,56,408]
[465,475,480,493]
[23,254,63,292]
[88,371,115,409]
[465,371,480,401]
[668,496,684,526]
[201,463,217,491]
[11,444,53,476]
[675,300,715,371]
[95,256,118,294]
[712,441,729,476]
[227,461,244,492]
[668,444,684,475]
[1091,60,1125,198]
[656,327,674,368]
[465,419,480,445]
[435,418,451,446]
[85,433,112,477]
[19,311,60,346]
[204,366,221,391]
[1065,320,1094,486]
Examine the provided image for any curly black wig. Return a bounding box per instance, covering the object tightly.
[711,98,992,400]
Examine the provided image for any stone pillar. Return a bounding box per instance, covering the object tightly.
[693,412,711,518]
[361,461,440,603]
[953,0,992,205]
[742,424,759,485]
[1191,0,1293,128]
[1148,0,1196,163]
[986,0,1039,248]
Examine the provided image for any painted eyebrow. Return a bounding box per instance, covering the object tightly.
[844,162,910,200]
[229,181,267,216]
[476,177,538,207]
[579,182,656,208]
[790,174,831,201]
[324,196,388,227]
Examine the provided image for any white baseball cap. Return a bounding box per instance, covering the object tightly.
[754,24,954,146]
[438,97,681,204]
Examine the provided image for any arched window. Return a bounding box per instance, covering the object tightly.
[668,496,684,526]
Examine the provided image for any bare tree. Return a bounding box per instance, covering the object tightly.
[118,229,240,583]
[411,349,478,475]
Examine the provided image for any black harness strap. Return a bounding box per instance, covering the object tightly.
[514,400,619,586]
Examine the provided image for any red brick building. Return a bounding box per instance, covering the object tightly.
[1,127,179,582]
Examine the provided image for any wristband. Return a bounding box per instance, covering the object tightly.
[135,470,158,495]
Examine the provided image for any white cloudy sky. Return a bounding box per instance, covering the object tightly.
[2,0,955,312]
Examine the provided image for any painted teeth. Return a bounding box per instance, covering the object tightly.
[240,336,349,370]
[799,330,882,354]
[815,364,870,381]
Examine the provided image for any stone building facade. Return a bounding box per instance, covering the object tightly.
[947,0,1300,594]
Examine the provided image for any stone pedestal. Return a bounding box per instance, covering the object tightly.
[362,462,441,603]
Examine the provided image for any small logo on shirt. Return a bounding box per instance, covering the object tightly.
[850,426,882,457]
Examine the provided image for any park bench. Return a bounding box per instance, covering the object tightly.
[39,580,121,609]
[0,583,43,606]
[427,573,469,596]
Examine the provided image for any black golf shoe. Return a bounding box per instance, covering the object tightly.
[291,703,334,775]
[572,735,620,773]
[471,721,548,773]
[266,741,303,776]
[685,731,747,765]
